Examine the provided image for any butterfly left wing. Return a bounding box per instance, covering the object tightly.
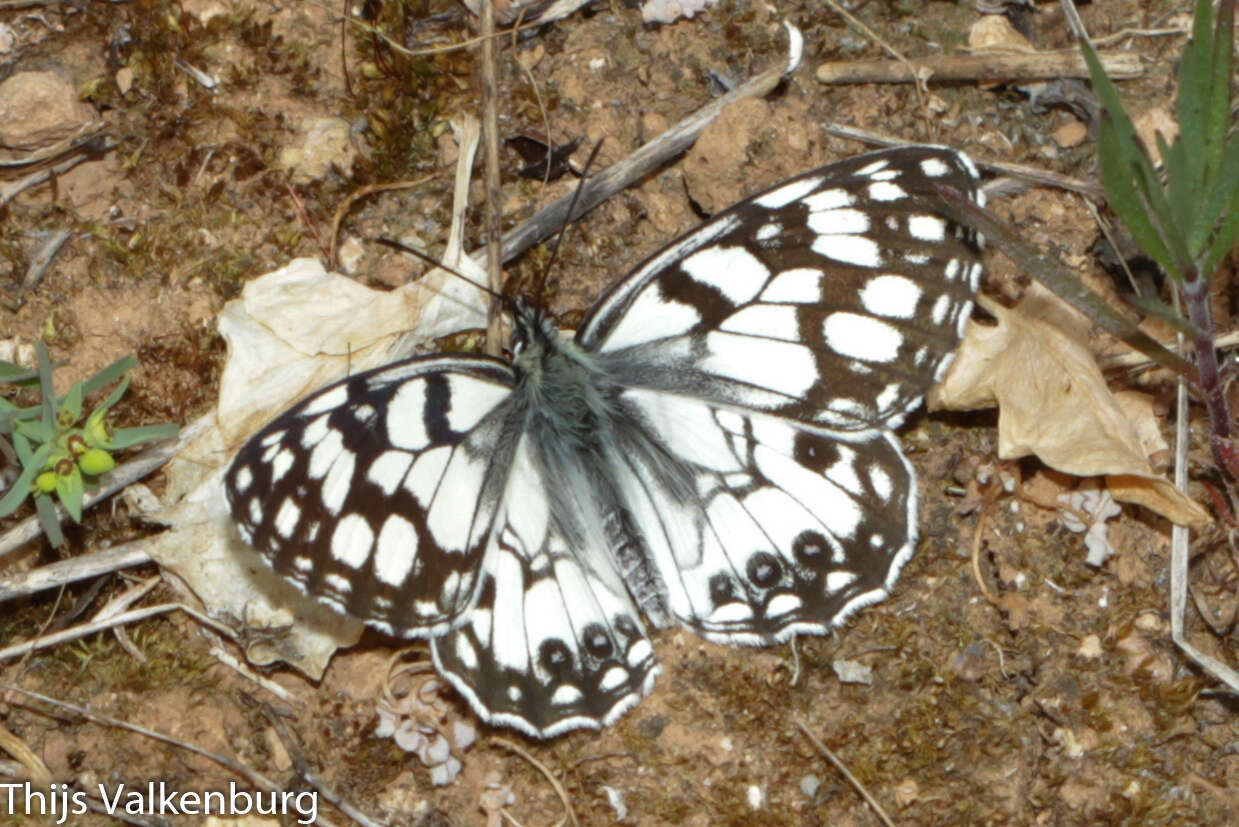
[431,434,659,738]
[607,387,916,643]
[576,146,984,432]
[224,356,519,636]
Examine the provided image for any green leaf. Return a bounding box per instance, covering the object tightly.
[109,423,180,449]
[59,381,84,426]
[34,493,65,548]
[11,430,34,466]
[1192,132,1239,256]
[0,441,53,518]
[90,373,131,419]
[54,463,83,523]
[1124,294,1207,338]
[1096,113,1181,281]
[1160,132,1196,245]
[930,185,1197,382]
[79,355,137,398]
[36,341,55,437]
[1199,185,1239,280]
[14,416,53,444]
[0,360,38,385]
[1203,0,1232,184]
[1176,0,1211,195]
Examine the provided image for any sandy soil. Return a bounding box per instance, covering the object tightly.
[3,0,1238,824]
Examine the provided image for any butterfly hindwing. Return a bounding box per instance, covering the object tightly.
[225,357,519,635]
[610,388,916,643]
[431,435,659,737]
[578,146,984,431]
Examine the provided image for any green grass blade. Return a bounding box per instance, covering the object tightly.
[1160,133,1197,247]
[1096,114,1181,281]
[34,492,65,547]
[79,355,137,398]
[0,441,52,518]
[109,423,180,449]
[932,186,1197,381]
[35,341,55,436]
[1203,0,1232,183]
[0,361,38,384]
[1193,133,1239,255]
[1200,188,1239,280]
[1176,0,1212,195]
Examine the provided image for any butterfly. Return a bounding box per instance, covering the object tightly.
[224,145,985,738]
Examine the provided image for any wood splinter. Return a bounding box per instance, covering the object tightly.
[816,50,1142,85]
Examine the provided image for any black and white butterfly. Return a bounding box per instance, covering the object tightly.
[225,146,985,738]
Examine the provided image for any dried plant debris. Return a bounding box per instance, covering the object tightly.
[929,288,1208,526]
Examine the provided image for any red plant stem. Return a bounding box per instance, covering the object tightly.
[1184,275,1239,479]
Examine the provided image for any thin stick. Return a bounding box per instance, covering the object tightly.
[1170,327,1239,691]
[0,722,51,785]
[796,721,896,827]
[1098,330,1239,372]
[0,542,153,603]
[257,698,384,827]
[476,23,802,271]
[480,0,504,356]
[820,0,927,117]
[970,507,998,605]
[817,50,1140,85]
[285,182,332,263]
[491,736,580,827]
[328,174,439,266]
[0,602,236,662]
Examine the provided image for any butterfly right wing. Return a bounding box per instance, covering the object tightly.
[576,146,984,432]
[224,355,519,637]
[431,433,659,738]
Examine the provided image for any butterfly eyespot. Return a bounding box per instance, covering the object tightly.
[613,615,639,640]
[746,552,783,589]
[225,146,984,737]
[709,573,738,606]
[538,638,575,679]
[583,623,614,659]
[793,531,831,567]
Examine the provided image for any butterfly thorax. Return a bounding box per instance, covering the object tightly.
[511,309,612,451]
[508,304,675,624]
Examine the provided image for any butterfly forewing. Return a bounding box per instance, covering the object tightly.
[579,146,983,431]
[225,357,519,635]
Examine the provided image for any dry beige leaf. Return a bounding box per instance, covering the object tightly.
[929,291,1209,526]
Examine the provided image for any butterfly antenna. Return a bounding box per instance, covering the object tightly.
[373,237,516,314]
[533,140,606,312]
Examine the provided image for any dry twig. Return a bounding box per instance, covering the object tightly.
[797,721,896,827]
[816,49,1141,85]
[491,736,579,827]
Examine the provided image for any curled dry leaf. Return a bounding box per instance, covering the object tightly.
[928,289,1209,527]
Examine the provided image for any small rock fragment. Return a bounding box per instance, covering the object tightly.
[1076,634,1103,659]
[602,786,627,821]
[277,116,357,185]
[831,658,873,685]
[0,70,96,151]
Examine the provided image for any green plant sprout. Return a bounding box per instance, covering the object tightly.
[0,343,179,547]
[1082,0,1239,479]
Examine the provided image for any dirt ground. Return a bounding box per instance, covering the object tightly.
[3,0,1239,824]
